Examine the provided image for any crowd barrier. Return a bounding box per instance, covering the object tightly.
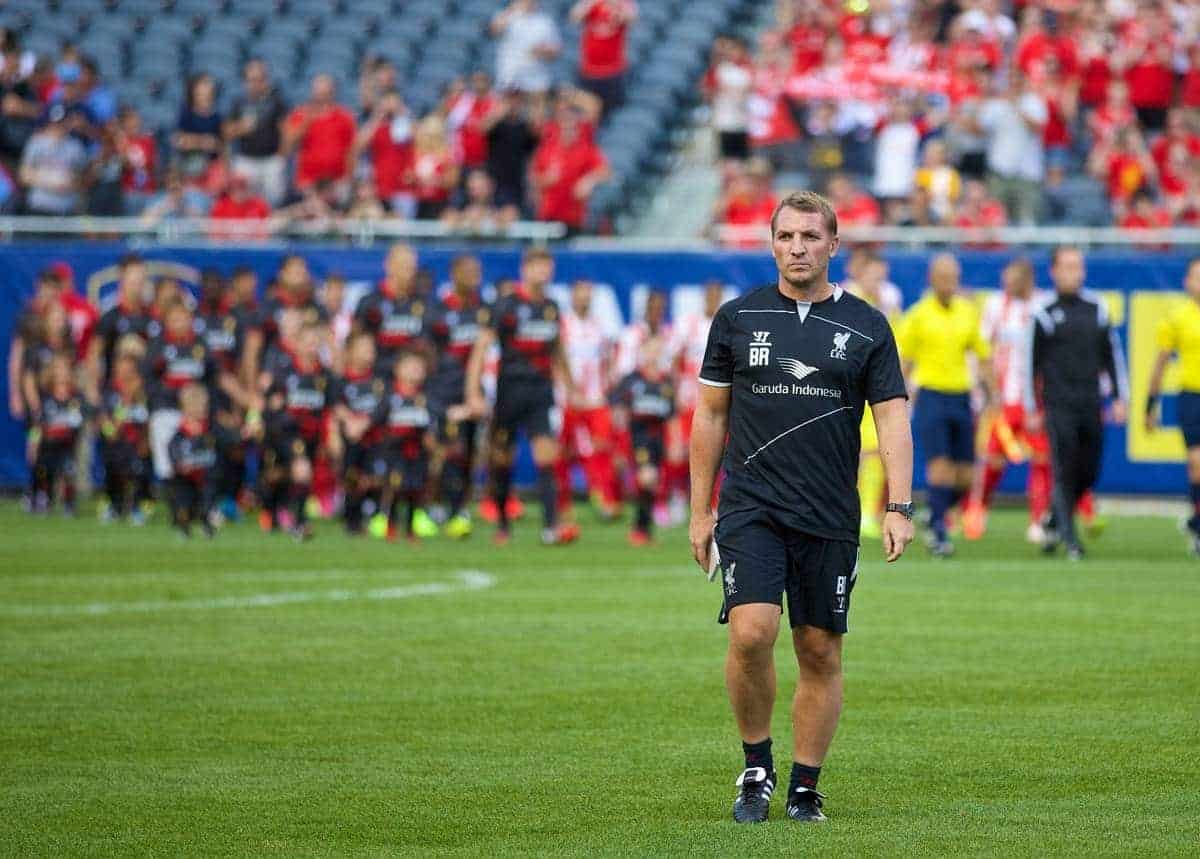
[1,242,1196,495]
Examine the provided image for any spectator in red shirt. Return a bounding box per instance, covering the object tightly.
[1151,110,1200,198]
[1087,79,1136,148]
[210,173,272,240]
[1089,126,1157,216]
[714,157,776,247]
[530,104,610,234]
[46,261,98,362]
[1115,26,1174,131]
[282,74,357,197]
[953,178,1007,248]
[412,115,460,220]
[1183,44,1200,109]
[353,89,416,216]
[1014,7,1077,84]
[1119,190,1171,229]
[116,105,157,214]
[445,72,496,173]
[825,172,880,229]
[1035,55,1077,168]
[569,0,636,116]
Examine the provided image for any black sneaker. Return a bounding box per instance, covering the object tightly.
[1040,513,1061,554]
[1065,543,1085,562]
[732,766,776,823]
[785,786,827,822]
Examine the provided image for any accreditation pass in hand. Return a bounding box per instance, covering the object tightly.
[707,535,720,582]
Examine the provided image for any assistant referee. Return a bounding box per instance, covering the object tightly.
[688,191,915,824]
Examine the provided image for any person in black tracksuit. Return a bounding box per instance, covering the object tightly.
[1026,247,1129,558]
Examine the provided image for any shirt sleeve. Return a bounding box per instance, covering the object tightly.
[697,307,733,387]
[864,318,908,404]
[969,305,992,360]
[1156,314,1177,352]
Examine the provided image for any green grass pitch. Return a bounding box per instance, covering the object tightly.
[2,503,1198,856]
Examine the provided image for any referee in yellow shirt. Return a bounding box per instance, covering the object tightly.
[1146,257,1200,555]
[897,254,994,556]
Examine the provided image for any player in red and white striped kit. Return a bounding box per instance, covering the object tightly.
[556,280,620,517]
[963,259,1100,542]
[669,280,726,512]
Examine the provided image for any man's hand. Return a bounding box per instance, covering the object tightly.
[689,509,716,573]
[1109,400,1128,425]
[1144,404,1159,433]
[466,393,489,419]
[881,511,914,563]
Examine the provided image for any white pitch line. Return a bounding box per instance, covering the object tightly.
[0,571,496,617]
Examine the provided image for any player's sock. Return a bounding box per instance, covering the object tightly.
[492,466,512,529]
[554,457,573,512]
[442,458,468,518]
[742,737,773,772]
[537,467,558,530]
[1189,484,1200,531]
[344,490,363,532]
[406,496,417,537]
[289,482,310,526]
[929,485,951,542]
[859,455,885,519]
[636,488,653,534]
[1029,462,1052,523]
[980,463,1004,509]
[586,450,618,507]
[789,762,821,794]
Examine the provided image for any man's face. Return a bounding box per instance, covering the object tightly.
[1051,249,1085,294]
[453,257,482,291]
[244,62,268,97]
[571,281,592,315]
[771,207,839,289]
[120,264,146,301]
[1185,261,1200,299]
[311,75,334,105]
[386,245,417,285]
[349,336,376,369]
[522,256,554,290]
[645,293,666,326]
[166,309,191,338]
[232,273,257,303]
[282,257,309,289]
[929,256,960,301]
[1002,264,1032,298]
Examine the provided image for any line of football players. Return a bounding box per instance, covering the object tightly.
[10,244,723,545]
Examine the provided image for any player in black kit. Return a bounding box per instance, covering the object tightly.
[332,332,388,535]
[260,321,333,540]
[465,246,579,546]
[99,354,152,523]
[375,351,434,541]
[28,355,91,515]
[427,253,489,539]
[610,336,675,545]
[689,192,914,824]
[353,242,432,371]
[167,384,218,538]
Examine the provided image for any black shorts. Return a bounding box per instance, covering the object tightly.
[1178,392,1200,447]
[344,439,388,479]
[915,389,975,463]
[718,130,750,161]
[385,450,427,493]
[578,72,625,114]
[631,431,664,469]
[493,382,557,441]
[714,506,859,634]
[267,433,318,467]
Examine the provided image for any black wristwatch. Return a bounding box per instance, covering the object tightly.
[886,502,915,520]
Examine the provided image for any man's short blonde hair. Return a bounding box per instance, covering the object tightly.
[770,191,838,237]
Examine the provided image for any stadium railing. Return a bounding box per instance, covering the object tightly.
[0,216,567,244]
[0,218,1198,248]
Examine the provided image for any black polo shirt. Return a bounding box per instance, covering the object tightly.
[699,284,906,543]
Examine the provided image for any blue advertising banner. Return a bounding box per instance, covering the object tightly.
[1,242,1195,493]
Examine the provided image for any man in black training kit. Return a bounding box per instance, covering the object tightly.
[1027,245,1128,560]
[689,191,915,823]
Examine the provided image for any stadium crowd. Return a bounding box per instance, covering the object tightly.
[0,0,630,234]
[711,0,1200,241]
